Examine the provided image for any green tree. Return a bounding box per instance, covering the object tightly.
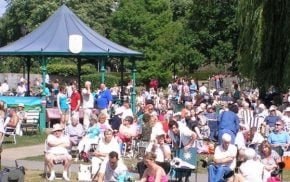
[185,0,238,68]
[0,0,115,74]
[237,0,290,96]
[110,0,177,86]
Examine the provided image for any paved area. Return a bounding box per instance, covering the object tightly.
[1,144,208,181]
[2,144,44,160]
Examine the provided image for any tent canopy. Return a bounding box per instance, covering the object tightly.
[0,5,142,57]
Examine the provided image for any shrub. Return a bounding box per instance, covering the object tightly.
[81,73,120,90]
[47,64,95,76]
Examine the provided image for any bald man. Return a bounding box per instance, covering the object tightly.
[208,133,237,182]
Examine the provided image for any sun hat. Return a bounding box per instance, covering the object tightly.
[284,107,290,112]
[269,105,277,111]
[18,103,24,107]
[156,130,166,137]
[258,104,266,110]
[52,123,63,132]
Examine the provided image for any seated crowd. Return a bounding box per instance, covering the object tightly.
[2,77,290,182]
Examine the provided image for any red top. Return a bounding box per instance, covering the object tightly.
[149,79,159,89]
[71,91,81,111]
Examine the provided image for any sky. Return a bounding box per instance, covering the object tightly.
[0,0,7,17]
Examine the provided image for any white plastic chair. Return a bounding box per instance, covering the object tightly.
[43,140,71,180]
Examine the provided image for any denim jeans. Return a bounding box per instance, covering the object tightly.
[208,164,232,182]
[208,120,218,141]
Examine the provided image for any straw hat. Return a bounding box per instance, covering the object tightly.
[52,123,63,132]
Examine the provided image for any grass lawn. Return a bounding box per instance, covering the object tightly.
[2,132,47,149]
[24,170,78,182]
[21,154,290,181]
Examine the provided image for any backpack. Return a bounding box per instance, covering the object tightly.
[0,161,25,182]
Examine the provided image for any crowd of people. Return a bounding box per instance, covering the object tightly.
[1,75,290,182]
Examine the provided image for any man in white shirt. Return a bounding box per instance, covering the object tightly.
[91,129,120,176]
[239,148,264,182]
[45,124,72,181]
[82,81,94,129]
[208,133,237,182]
[97,151,127,182]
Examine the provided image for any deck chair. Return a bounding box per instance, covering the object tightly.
[43,140,71,180]
[4,127,17,144]
[22,110,39,134]
[170,147,198,182]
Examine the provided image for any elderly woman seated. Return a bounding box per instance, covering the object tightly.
[65,115,84,146]
[235,148,264,182]
[258,140,282,181]
[118,116,137,143]
[77,114,100,155]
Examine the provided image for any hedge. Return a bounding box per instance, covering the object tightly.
[81,73,121,89]
[47,64,95,76]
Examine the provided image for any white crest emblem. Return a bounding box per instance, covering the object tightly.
[184,152,192,160]
[69,34,83,54]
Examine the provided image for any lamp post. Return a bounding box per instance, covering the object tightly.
[39,56,48,131]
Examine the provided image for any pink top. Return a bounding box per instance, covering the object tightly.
[147,175,168,182]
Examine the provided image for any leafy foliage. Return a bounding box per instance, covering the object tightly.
[0,0,239,87]
[237,0,290,93]
[82,73,120,90]
[47,63,95,77]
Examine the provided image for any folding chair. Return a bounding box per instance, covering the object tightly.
[134,140,150,159]
[170,147,198,182]
[70,143,79,162]
[22,110,39,134]
[43,140,71,180]
[4,127,17,144]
